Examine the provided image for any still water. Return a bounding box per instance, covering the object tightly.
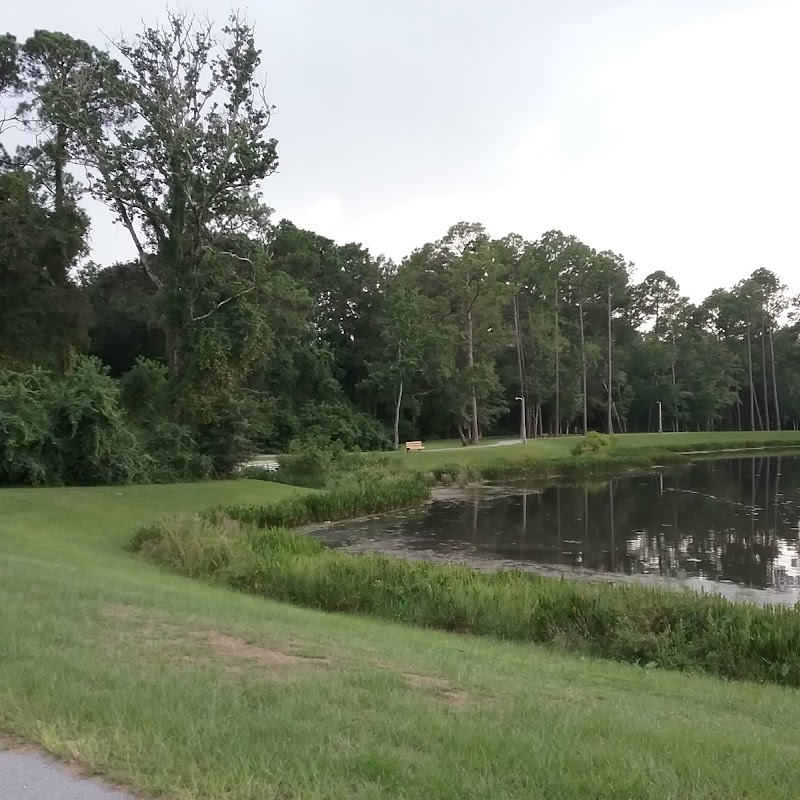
[316,455,800,605]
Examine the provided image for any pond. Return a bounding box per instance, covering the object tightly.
[314,454,800,605]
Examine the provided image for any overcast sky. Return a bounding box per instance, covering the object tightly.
[6,0,799,299]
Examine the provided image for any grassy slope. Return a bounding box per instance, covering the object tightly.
[2,477,800,798]
[386,430,800,472]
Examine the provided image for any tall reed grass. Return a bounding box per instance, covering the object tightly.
[223,474,429,529]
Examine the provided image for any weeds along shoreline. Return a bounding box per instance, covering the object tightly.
[133,438,800,688]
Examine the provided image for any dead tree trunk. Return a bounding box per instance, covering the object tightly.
[393,379,403,450]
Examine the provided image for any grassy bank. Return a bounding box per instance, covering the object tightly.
[220,474,429,529]
[135,509,800,687]
[4,480,800,798]
[381,430,800,481]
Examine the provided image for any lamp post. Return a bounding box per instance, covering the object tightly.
[657,401,663,434]
[516,396,527,444]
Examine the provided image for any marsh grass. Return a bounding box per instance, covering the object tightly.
[221,474,429,528]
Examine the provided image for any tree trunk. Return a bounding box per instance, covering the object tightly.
[761,316,771,431]
[670,324,677,428]
[54,122,67,217]
[746,324,762,430]
[393,379,403,450]
[513,294,527,441]
[606,281,613,434]
[466,309,479,444]
[769,323,781,430]
[554,279,560,436]
[579,296,587,435]
[167,326,186,381]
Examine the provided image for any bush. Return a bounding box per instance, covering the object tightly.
[571,431,614,457]
[135,507,800,687]
[0,358,148,486]
[0,357,211,486]
[0,367,55,485]
[276,436,347,488]
[269,400,392,453]
[121,358,211,482]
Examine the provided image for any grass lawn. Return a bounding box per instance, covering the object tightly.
[387,430,800,472]
[3,477,800,798]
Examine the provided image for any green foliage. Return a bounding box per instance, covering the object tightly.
[271,400,392,454]
[0,356,213,486]
[221,474,429,530]
[0,366,55,484]
[571,431,615,456]
[136,510,800,687]
[0,170,88,371]
[83,261,164,375]
[0,357,147,485]
[3,13,800,480]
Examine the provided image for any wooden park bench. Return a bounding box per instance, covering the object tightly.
[405,441,425,452]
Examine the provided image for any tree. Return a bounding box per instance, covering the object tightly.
[28,14,283,468]
[82,261,165,374]
[745,269,786,430]
[367,280,439,449]
[55,13,279,379]
[402,223,505,444]
[560,238,597,434]
[0,169,88,370]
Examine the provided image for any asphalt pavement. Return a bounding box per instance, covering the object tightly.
[0,748,136,800]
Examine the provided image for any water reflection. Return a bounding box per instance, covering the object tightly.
[316,455,800,604]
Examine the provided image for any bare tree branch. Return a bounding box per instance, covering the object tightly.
[191,285,255,322]
[115,200,163,289]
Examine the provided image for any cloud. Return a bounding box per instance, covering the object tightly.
[286,0,800,299]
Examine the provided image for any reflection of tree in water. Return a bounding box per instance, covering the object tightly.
[322,455,800,596]
[430,456,800,591]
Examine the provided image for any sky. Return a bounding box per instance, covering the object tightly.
[5,0,799,300]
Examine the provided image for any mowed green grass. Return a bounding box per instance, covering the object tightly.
[2,477,800,798]
[387,430,800,471]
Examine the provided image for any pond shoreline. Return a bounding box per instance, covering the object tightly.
[307,449,800,608]
[335,537,797,607]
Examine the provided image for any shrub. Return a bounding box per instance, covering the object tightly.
[270,399,392,453]
[0,357,148,486]
[121,358,211,482]
[571,431,614,457]
[0,367,55,485]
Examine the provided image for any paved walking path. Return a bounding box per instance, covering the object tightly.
[425,438,523,453]
[0,748,136,800]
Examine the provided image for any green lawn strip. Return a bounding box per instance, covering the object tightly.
[381,431,800,477]
[3,476,800,799]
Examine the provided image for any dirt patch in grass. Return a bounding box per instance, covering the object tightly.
[401,671,472,708]
[104,604,328,678]
[201,630,328,670]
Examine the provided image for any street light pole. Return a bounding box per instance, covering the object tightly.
[657,401,663,434]
[516,396,527,444]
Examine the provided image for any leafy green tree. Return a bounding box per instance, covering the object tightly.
[402,223,506,444]
[82,261,164,374]
[0,169,88,370]
[366,279,440,449]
